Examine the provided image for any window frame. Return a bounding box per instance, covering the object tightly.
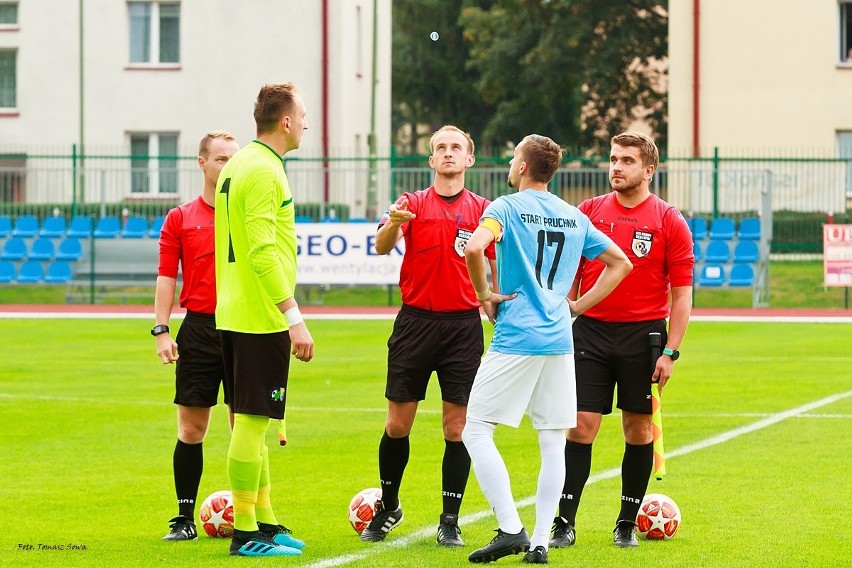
[838,131,852,198]
[129,133,180,196]
[840,1,852,66]
[0,2,19,30]
[0,48,17,110]
[127,1,181,69]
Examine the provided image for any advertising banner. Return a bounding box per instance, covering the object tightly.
[296,223,404,285]
[823,224,852,287]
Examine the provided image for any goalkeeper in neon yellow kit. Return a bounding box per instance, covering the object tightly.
[214,83,314,557]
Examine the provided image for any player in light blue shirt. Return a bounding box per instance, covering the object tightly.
[462,134,631,564]
[483,190,612,355]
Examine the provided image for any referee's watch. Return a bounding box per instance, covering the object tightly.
[151,324,170,337]
[662,347,680,361]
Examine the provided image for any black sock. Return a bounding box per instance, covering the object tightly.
[441,439,470,516]
[618,442,654,523]
[173,440,203,519]
[378,431,409,511]
[558,441,592,525]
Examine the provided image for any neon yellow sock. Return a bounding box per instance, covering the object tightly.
[227,414,271,532]
[255,444,279,525]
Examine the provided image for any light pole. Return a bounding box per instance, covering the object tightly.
[366,0,378,220]
[77,0,85,209]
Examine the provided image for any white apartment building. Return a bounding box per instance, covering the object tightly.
[0,0,392,217]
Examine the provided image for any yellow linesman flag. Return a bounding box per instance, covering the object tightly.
[651,383,666,479]
[278,416,288,447]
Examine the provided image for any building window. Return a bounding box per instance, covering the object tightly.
[129,2,180,64]
[839,132,852,198]
[0,50,15,108]
[841,1,852,63]
[0,2,18,26]
[130,133,179,194]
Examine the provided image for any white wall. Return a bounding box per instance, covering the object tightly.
[669,0,852,154]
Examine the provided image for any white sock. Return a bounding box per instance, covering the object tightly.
[531,429,566,549]
[462,419,523,534]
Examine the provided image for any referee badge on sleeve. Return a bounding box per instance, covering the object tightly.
[631,230,653,258]
[455,228,473,257]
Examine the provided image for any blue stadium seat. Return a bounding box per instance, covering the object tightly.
[39,216,67,238]
[44,261,73,283]
[0,216,12,238]
[688,217,707,241]
[347,217,369,223]
[733,240,759,263]
[709,217,736,240]
[93,216,121,238]
[1,237,28,261]
[0,260,15,283]
[698,264,726,286]
[11,215,39,238]
[28,238,55,261]
[295,216,313,223]
[320,216,338,223]
[693,241,702,262]
[17,261,44,283]
[737,217,761,240]
[56,238,83,261]
[729,264,755,287]
[67,216,93,238]
[147,216,165,238]
[121,216,148,238]
[703,241,730,263]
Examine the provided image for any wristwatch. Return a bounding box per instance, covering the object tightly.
[151,324,170,337]
[662,347,680,361]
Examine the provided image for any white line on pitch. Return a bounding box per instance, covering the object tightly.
[0,393,442,414]
[1,393,850,420]
[302,389,852,568]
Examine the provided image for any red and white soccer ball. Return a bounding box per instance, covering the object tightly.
[635,493,682,540]
[348,488,382,534]
[199,490,235,538]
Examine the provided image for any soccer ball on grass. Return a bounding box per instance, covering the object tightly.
[348,488,383,534]
[635,493,681,540]
[199,490,234,538]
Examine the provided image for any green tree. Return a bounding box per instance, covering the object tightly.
[392,0,668,156]
[569,1,668,154]
[391,0,496,155]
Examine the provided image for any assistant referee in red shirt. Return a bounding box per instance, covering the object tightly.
[154,131,239,541]
[551,132,694,549]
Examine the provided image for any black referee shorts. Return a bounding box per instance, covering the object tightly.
[174,311,227,408]
[385,304,484,405]
[220,329,290,420]
[572,316,668,415]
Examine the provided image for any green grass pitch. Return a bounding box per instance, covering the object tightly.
[2,317,851,567]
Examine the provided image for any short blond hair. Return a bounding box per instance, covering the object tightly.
[198,130,237,158]
[429,125,475,155]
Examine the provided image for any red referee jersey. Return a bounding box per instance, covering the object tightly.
[382,186,495,312]
[577,192,694,322]
[157,195,217,314]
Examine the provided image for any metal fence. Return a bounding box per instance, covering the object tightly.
[1,151,850,252]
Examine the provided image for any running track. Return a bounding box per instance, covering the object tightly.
[1,304,851,322]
